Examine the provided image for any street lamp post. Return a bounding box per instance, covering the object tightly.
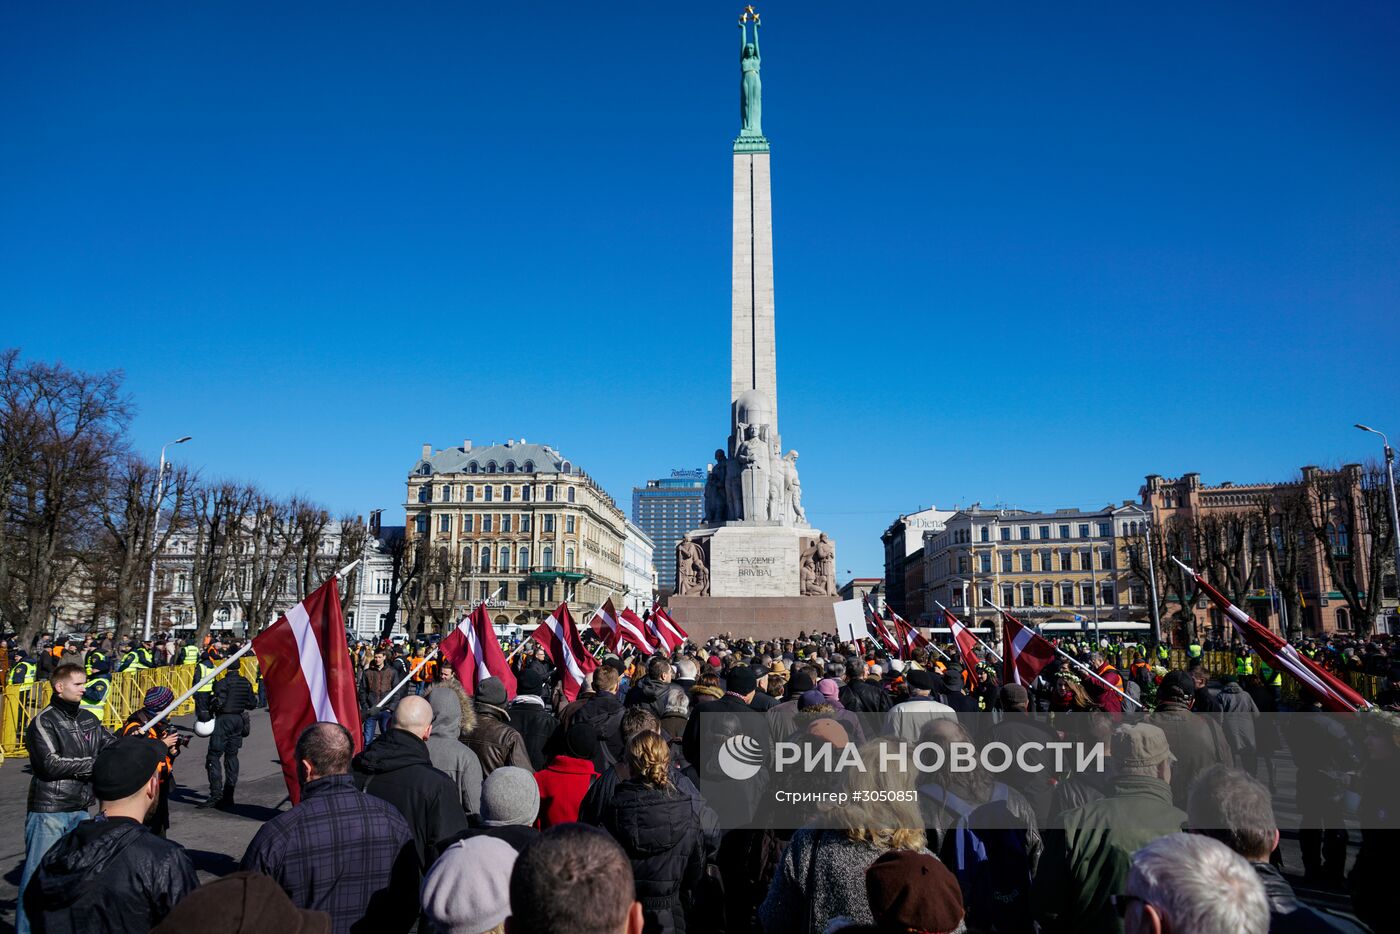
[1144,520,1162,645]
[1355,424,1400,635]
[143,436,192,641]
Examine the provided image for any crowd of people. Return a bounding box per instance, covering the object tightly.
[11,623,1400,934]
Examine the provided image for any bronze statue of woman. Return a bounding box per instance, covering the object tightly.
[739,17,762,135]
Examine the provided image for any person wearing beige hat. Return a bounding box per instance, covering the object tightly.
[1032,722,1187,934]
[422,837,518,934]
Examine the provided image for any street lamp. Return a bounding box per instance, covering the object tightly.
[1355,424,1400,634]
[144,436,192,641]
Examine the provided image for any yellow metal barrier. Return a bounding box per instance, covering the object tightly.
[2,681,52,758]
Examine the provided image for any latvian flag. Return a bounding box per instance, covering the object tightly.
[941,606,982,690]
[1176,559,1370,713]
[441,602,517,700]
[252,577,362,802]
[651,604,688,651]
[1001,610,1056,687]
[529,602,598,702]
[886,605,930,658]
[616,607,660,655]
[863,595,901,657]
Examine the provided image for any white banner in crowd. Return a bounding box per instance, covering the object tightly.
[832,598,864,642]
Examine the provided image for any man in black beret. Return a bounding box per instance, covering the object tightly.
[24,736,198,934]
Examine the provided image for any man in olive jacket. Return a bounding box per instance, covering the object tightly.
[1032,723,1187,934]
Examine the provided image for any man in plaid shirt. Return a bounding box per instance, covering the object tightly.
[241,722,418,934]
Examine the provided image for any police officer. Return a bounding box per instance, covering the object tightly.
[192,649,219,723]
[79,658,112,724]
[8,652,36,687]
[198,658,254,810]
[118,641,153,672]
[84,644,107,677]
[1187,640,1203,660]
[178,641,200,666]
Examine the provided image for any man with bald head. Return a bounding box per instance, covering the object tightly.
[243,722,419,933]
[353,694,469,873]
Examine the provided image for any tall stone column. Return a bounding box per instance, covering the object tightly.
[732,150,777,443]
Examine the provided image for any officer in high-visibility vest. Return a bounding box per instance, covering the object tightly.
[85,647,107,676]
[119,642,153,672]
[80,658,112,721]
[193,651,220,723]
[9,654,36,686]
[179,642,200,666]
[1155,643,1170,663]
[1234,653,1254,678]
[1187,642,1203,659]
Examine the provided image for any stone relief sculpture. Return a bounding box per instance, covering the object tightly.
[800,533,836,596]
[783,450,805,525]
[677,538,710,596]
[704,450,729,524]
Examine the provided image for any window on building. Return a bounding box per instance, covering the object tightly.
[1039,549,1052,571]
[503,486,512,502]
[500,546,510,569]
[480,549,491,571]
[980,585,992,607]
[463,514,473,533]
[1098,522,1111,538]
[417,486,429,503]
[1082,583,1095,605]
[1019,526,1031,540]
[957,556,970,574]
[520,514,531,532]
[979,553,992,573]
[458,580,471,600]
[466,486,475,502]
[1100,549,1114,570]
[1101,582,1115,606]
[1058,549,1071,571]
[542,546,554,568]
[484,486,493,502]
[541,583,554,603]
[517,581,530,601]
[440,485,452,502]
[1039,525,1050,539]
[1000,552,1013,573]
[565,516,576,534]
[501,515,512,533]
[567,487,576,503]
[375,576,390,595]
[979,526,989,542]
[522,485,531,502]
[1078,523,1090,538]
[565,547,575,568]
[1130,585,1146,605]
[1000,527,1011,541]
[438,514,452,532]
[487,462,497,474]
[1061,582,1075,605]
[462,545,472,566]
[543,515,555,533]
[1059,524,1070,538]
[1041,583,1055,605]
[1003,584,1015,607]
[519,546,529,568]
[1079,550,1092,571]
[415,514,428,534]
[1020,583,1034,606]
[482,515,493,533]
[1020,552,1033,572]
[545,486,555,502]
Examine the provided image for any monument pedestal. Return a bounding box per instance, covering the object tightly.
[667,595,841,644]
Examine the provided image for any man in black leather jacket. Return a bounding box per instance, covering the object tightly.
[199,665,255,810]
[25,736,199,933]
[19,663,114,934]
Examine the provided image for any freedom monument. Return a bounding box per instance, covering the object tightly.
[668,9,840,640]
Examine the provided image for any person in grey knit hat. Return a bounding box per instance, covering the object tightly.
[442,766,541,854]
[422,836,518,934]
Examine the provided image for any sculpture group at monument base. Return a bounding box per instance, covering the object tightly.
[664,594,842,645]
[675,524,836,599]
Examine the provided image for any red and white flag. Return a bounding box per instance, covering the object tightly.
[441,602,517,700]
[864,596,901,657]
[941,606,983,690]
[1001,610,1057,686]
[639,608,676,655]
[886,605,930,659]
[530,602,599,702]
[252,577,362,803]
[651,604,688,651]
[1179,560,1370,713]
[589,598,622,645]
[616,607,659,654]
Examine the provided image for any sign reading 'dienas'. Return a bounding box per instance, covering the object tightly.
[710,528,801,597]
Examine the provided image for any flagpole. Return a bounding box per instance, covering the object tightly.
[375,648,438,709]
[335,558,361,579]
[143,641,255,732]
[936,600,1003,662]
[985,599,1139,708]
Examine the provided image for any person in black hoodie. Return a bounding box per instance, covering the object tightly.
[574,665,627,767]
[25,737,198,934]
[352,695,469,874]
[597,731,705,934]
[198,663,255,810]
[624,657,675,717]
[508,668,558,771]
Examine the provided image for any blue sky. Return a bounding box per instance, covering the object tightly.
[3,2,1397,579]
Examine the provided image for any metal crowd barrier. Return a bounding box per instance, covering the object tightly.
[1,658,262,760]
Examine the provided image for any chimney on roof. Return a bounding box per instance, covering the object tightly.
[463,440,472,451]
[421,443,432,460]
[520,437,526,444]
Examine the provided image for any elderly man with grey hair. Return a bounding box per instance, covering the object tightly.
[1122,833,1268,934]
[1187,765,1367,934]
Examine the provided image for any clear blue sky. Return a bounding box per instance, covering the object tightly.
[3,2,1397,579]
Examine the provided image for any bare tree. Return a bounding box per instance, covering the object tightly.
[1127,514,1204,644]
[1198,512,1255,610]
[188,482,253,644]
[286,498,333,600]
[1253,483,1310,637]
[228,493,295,637]
[330,514,370,617]
[1306,463,1396,633]
[0,351,131,646]
[381,527,423,641]
[98,456,193,641]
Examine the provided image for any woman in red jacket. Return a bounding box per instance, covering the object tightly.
[535,721,600,828]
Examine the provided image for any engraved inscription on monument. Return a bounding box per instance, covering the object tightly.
[709,527,800,597]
